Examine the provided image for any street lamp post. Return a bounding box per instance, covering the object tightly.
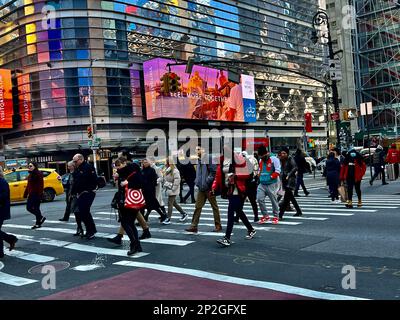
[88,59,98,174]
[312,10,341,150]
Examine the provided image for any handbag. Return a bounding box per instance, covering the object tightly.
[338,183,348,202]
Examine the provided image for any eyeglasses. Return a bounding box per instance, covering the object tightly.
[28,165,34,168]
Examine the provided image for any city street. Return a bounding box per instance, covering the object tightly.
[1,172,399,300]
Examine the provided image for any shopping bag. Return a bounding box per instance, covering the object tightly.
[124,187,146,210]
[338,184,348,202]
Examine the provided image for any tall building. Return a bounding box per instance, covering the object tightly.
[326,0,358,147]
[0,0,328,176]
[351,0,400,140]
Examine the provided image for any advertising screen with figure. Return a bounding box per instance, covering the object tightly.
[0,69,13,128]
[143,58,256,122]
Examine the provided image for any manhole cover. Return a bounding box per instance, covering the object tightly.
[0,262,4,271]
[28,261,70,275]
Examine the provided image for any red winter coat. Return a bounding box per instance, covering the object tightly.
[386,148,400,164]
[212,154,250,195]
[24,169,44,198]
[340,160,366,182]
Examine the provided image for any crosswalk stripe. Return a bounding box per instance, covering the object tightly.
[6,232,149,259]
[0,272,38,287]
[190,206,375,213]
[192,209,352,217]
[4,250,56,263]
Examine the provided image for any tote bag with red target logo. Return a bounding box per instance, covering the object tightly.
[124,186,146,210]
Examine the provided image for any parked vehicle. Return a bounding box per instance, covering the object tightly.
[4,168,64,202]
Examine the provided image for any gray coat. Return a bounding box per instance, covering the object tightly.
[281,156,298,190]
[195,155,216,192]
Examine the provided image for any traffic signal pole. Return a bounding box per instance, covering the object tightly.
[88,85,98,174]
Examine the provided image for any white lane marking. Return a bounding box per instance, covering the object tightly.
[72,264,104,271]
[41,221,195,246]
[192,213,327,221]
[196,206,376,212]
[8,233,149,259]
[113,261,368,300]
[4,250,55,263]
[0,262,3,271]
[0,272,38,286]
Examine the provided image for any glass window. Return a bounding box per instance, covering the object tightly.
[19,171,29,181]
[5,172,18,183]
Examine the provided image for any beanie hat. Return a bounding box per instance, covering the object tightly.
[280,146,290,154]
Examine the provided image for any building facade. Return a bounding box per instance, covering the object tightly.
[351,0,400,139]
[0,0,328,175]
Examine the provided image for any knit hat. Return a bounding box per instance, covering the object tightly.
[280,146,290,154]
[392,143,396,148]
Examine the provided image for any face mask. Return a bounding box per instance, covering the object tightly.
[350,152,356,158]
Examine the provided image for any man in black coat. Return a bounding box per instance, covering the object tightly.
[71,154,98,239]
[293,149,310,197]
[0,168,18,258]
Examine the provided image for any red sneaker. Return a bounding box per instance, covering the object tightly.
[257,215,270,224]
[272,217,279,224]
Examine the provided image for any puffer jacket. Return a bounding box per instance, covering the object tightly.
[280,156,298,190]
[163,167,181,196]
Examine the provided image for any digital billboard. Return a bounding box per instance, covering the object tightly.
[143,58,256,122]
[0,69,13,128]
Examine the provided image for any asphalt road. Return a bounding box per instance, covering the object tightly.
[1,171,400,300]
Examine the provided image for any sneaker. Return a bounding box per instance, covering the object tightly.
[346,200,353,209]
[38,217,46,227]
[217,237,231,247]
[185,226,198,233]
[179,213,188,222]
[246,229,256,239]
[160,214,168,223]
[162,218,171,225]
[257,215,270,224]
[293,213,302,217]
[86,233,95,240]
[335,199,341,204]
[272,217,279,224]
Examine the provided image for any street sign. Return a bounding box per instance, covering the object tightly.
[360,102,373,116]
[329,59,342,81]
[330,112,340,121]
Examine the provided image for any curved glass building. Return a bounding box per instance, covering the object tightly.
[0,0,327,175]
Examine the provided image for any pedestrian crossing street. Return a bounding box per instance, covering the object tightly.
[1,194,399,288]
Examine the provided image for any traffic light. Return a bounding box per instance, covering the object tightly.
[160,73,170,95]
[87,125,93,139]
[169,72,181,93]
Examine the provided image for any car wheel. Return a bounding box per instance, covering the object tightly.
[43,188,56,202]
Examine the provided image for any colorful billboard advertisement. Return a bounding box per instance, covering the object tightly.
[143,58,256,122]
[0,69,13,128]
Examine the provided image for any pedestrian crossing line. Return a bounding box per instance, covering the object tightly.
[195,209,353,217]
[4,250,56,263]
[24,221,196,247]
[193,206,373,213]
[5,231,150,259]
[0,271,38,287]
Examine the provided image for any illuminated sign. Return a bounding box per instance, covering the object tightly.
[0,69,13,128]
[143,58,256,123]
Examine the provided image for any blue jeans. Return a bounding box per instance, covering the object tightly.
[225,195,253,240]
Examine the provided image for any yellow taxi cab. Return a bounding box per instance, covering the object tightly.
[4,168,64,202]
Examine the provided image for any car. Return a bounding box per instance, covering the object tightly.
[4,168,64,202]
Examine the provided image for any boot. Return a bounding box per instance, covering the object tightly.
[127,241,142,256]
[357,199,362,208]
[139,228,151,240]
[346,200,353,209]
[108,234,123,245]
[73,225,84,236]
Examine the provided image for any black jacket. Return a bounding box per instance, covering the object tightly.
[71,161,97,195]
[0,177,10,222]
[294,153,309,174]
[281,156,298,190]
[141,166,158,196]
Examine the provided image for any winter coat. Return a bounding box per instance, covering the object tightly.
[177,162,196,183]
[0,177,11,222]
[386,148,400,164]
[23,169,44,198]
[340,159,366,182]
[280,156,298,190]
[152,163,165,206]
[114,163,143,211]
[142,165,163,210]
[195,154,216,192]
[326,157,341,186]
[372,149,385,166]
[212,154,250,196]
[294,153,309,174]
[163,167,181,196]
[71,161,97,195]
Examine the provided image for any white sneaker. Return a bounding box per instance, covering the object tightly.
[162,218,171,225]
[179,213,188,222]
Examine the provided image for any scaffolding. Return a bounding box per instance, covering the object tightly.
[351,0,400,137]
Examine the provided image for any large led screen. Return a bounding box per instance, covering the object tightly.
[143,58,256,122]
[0,69,13,128]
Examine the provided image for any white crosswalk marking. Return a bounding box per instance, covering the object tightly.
[4,250,55,263]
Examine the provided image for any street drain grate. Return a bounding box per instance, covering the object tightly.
[28,261,70,275]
